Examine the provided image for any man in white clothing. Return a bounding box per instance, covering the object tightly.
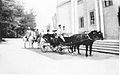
[62,26,69,37]
[57,25,65,42]
[24,27,32,41]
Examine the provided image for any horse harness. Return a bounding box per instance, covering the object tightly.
[87,34,93,41]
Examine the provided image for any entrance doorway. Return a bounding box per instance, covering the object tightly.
[118,7,120,26]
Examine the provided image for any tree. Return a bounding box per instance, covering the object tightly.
[0,0,2,42]
[0,0,36,39]
[0,0,23,37]
[20,9,36,29]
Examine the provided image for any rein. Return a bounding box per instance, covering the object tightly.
[87,34,93,40]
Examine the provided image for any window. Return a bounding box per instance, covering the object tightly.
[78,0,82,3]
[104,0,113,7]
[90,11,95,25]
[77,0,83,4]
[79,17,84,28]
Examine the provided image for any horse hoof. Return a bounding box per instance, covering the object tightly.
[71,53,74,56]
[59,52,63,55]
[90,54,93,56]
[37,47,40,49]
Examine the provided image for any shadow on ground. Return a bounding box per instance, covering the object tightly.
[23,47,119,61]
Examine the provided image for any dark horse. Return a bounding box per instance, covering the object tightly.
[70,30,103,56]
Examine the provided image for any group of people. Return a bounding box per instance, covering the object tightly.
[24,27,41,42]
[46,24,68,42]
[24,24,68,43]
[57,25,67,42]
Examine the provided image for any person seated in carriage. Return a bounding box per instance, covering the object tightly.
[62,26,69,37]
[46,29,50,34]
[57,24,65,42]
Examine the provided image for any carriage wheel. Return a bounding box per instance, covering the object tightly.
[49,46,56,52]
[40,45,46,52]
[56,45,64,54]
[40,41,48,52]
[68,46,74,53]
[58,47,64,54]
[68,49,73,53]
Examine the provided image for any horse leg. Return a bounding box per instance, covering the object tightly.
[24,42,26,48]
[29,41,31,48]
[37,41,41,49]
[73,45,76,52]
[37,42,40,49]
[89,44,93,56]
[31,41,34,48]
[70,46,74,53]
[77,45,81,55]
[85,45,88,57]
[29,41,33,48]
[38,39,41,49]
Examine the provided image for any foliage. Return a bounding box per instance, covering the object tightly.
[20,9,36,29]
[0,0,36,38]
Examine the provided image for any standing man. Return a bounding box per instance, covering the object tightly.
[35,29,40,41]
[24,27,32,41]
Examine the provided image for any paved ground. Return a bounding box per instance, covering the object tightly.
[0,38,119,75]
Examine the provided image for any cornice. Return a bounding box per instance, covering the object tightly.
[57,0,71,8]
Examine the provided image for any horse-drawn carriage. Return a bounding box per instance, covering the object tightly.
[22,27,104,56]
[40,33,73,53]
[40,30,103,56]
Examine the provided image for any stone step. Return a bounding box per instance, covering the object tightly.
[79,40,119,55]
[94,43,119,46]
[94,41,119,46]
[79,47,119,55]
[93,44,119,49]
[81,46,119,52]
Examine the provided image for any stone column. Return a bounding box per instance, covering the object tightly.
[71,0,75,34]
[99,0,105,37]
[95,0,105,37]
[95,0,100,31]
[71,0,78,34]
[74,0,79,34]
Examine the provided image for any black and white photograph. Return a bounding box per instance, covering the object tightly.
[0,0,119,75]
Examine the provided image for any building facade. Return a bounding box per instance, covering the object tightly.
[56,0,120,40]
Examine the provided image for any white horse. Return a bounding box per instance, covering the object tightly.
[23,33,31,48]
[28,30,36,48]
[32,32,42,49]
[23,30,42,48]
